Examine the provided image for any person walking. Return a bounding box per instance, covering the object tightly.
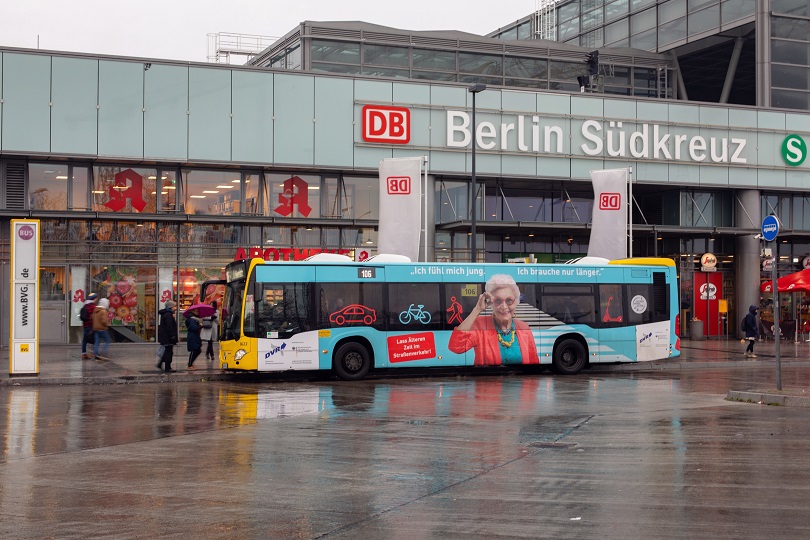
[80,292,98,359]
[185,307,203,370]
[157,300,178,372]
[742,304,759,358]
[92,297,111,360]
[201,301,219,361]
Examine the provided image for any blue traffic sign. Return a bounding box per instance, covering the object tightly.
[762,214,780,242]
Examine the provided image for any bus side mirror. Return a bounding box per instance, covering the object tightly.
[253,282,263,299]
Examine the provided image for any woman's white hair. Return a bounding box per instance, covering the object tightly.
[485,274,520,299]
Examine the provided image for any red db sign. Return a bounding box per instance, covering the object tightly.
[386,176,411,195]
[362,105,410,144]
[599,192,622,210]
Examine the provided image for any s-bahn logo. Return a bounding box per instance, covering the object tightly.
[599,192,621,210]
[782,134,807,167]
[362,105,410,144]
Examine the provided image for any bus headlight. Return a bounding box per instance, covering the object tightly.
[234,349,247,361]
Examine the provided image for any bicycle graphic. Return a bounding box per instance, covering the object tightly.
[399,304,432,324]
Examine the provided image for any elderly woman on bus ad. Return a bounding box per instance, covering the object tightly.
[448,274,540,366]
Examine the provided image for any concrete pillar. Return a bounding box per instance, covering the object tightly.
[755,0,771,107]
[420,174,437,262]
[736,189,761,335]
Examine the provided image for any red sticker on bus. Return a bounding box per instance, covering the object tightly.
[387,332,436,363]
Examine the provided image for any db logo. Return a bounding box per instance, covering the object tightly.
[599,193,621,210]
[386,176,411,195]
[18,225,35,240]
[362,105,410,144]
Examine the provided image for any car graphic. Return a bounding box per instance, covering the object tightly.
[329,304,377,326]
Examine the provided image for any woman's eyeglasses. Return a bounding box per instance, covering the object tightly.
[491,297,516,307]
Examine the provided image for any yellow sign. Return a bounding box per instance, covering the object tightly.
[19,343,29,353]
[462,285,479,297]
[718,299,728,313]
[318,329,331,338]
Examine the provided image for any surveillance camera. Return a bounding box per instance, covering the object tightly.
[754,234,763,240]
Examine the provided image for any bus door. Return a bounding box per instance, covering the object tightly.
[252,265,319,371]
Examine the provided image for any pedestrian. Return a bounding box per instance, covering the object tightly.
[157,300,178,372]
[80,292,98,359]
[185,307,203,370]
[92,297,111,360]
[201,301,219,361]
[742,304,759,358]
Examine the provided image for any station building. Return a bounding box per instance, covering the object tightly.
[1,5,809,345]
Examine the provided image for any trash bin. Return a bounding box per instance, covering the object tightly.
[689,319,704,340]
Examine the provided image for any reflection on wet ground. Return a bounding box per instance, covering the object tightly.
[0,367,809,538]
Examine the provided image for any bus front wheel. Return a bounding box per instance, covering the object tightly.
[334,342,372,381]
[552,338,586,375]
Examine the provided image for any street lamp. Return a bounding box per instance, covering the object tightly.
[468,83,486,262]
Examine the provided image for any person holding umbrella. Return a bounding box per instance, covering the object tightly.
[184,306,203,370]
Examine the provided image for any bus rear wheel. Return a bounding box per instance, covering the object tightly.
[552,338,586,375]
[334,342,371,381]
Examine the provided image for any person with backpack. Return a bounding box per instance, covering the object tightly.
[742,305,759,358]
[92,297,111,360]
[80,292,98,360]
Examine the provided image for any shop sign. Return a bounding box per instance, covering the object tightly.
[700,252,717,272]
[803,256,810,270]
[10,220,40,375]
[235,247,352,262]
[763,259,773,272]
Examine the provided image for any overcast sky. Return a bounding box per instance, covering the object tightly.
[1,0,536,63]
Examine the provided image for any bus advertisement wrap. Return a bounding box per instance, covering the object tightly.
[216,256,679,379]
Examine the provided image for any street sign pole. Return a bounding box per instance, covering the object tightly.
[762,214,781,390]
[772,241,781,390]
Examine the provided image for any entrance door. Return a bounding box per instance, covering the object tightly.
[40,266,68,343]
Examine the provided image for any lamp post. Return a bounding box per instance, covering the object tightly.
[468,83,486,262]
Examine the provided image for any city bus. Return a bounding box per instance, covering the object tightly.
[216,254,680,379]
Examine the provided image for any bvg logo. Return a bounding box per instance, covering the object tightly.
[386,176,411,195]
[599,192,621,210]
[782,134,807,167]
[362,105,410,144]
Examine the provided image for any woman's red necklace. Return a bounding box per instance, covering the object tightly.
[496,321,516,347]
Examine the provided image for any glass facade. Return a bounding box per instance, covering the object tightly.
[255,32,673,98]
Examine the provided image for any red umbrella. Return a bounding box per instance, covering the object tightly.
[761,269,810,293]
[183,303,217,318]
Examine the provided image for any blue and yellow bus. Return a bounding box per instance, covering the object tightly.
[216,254,680,379]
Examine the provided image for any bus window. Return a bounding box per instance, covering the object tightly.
[318,282,384,330]
[443,283,482,329]
[388,282,443,331]
[255,284,311,336]
[599,284,624,324]
[540,284,596,325]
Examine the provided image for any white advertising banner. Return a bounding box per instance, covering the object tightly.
[377,157,423,261]
[158,268,174,308]
[587,168,628,260]
[10,220,40,375]
[70,266,87,327]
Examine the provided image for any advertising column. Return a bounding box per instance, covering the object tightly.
[10,220,40,375]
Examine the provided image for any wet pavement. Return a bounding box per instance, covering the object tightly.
[2,337,810,386]
[0,340,808,537]
[0,363,808,538]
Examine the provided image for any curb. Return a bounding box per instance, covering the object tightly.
[727,390,810,407]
